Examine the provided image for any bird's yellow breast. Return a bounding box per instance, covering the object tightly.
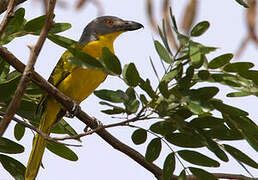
[57,31,123,103]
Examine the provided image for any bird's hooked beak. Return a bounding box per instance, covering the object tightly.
[117,20,144,31]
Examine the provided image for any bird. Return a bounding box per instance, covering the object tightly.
[25,16,143,180]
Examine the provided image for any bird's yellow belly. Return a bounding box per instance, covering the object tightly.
[57,67,107,103]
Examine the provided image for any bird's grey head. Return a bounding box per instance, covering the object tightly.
[79,16,143,44]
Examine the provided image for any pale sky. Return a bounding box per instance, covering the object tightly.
[1,0,258,179]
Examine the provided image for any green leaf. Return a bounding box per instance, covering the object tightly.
[68,48,103,70]
[223,144,258,168]
[211,100,248,117]
[190,116,224,129]
[0,71,21,102]
[49,23,72,34]
[94,89,127,103]
[159,81,169,98]
[198,70,210,80]
[165,133,204,148]
[101,108,126,115]
[239,70,258,85]
[178,150,220,167]
[187,102,204,115]
[189,167,217,180]
[0,8,25,45]
[226,91,251,97]
[14,123,25,141]
[201,133,229,162]
[16,99,38,121]
[156,100,169,117]
[208,53,233,69]
[0,57,10,81]
[191,21,210,37]
[48,34,76,47]
[223,62,254,72]
[0,137,24,154]
[150,121,176,136]
[162,68,178,82]
[145,138,162,162]
[205,127,243,141]
[102,47,122,75]
[235,0,249,8]
[226,115,258,151]
[154,40,172,64]
[0,154,25,180]
[122,63,141,87]
[131,129,147,145]
[125,99,140,114]
[163,153,175,180]
[51,119,78,137]
[140,94,148,105]
[24,15,46,33]
[139,79,156,98]
[189,87,219,101]
[189,41,203,68]
[46,142,78,161]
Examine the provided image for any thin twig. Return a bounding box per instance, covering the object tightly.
[0,0,15,37]
[0,0,27,15]
[0,111,81,147]
[0,0,56,136]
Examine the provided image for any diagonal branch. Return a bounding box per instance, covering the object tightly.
[0,46,165,180]
[0,0,56,136]
[1,46,257,180]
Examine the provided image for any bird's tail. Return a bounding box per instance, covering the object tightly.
[25,98,60,180]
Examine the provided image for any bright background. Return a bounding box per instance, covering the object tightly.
[1,0,258,179]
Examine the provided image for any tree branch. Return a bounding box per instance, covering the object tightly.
[0,47,257,180]
[0,0,27,14]
[0,0,15,37]
[0,0,56,136]
[0,111,81,147]
[0,45,165,180]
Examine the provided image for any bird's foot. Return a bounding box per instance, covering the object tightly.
[65,101,81,118]
[93,117,103,127]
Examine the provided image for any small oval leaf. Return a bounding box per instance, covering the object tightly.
[191,21,210,37]
[0,154,25,180]
[145,138,161,162]
[223,144,258,168]
[154,40,172,64]
[131,129,147,145]
[46,142,78,161]
[189,41,203,68]
[94,89,127,103]
[163,153,175,180]
[208,53,233,69]
[102,47,122,75]
[165,133,204,148]
[178,150,220,167]
[122,63,141,87]
[14,123,25,141]
[49,23,72,34]
[24,15,46,33]
[189,167,217,180]
[223,62,254,72]
[0,137,24,154]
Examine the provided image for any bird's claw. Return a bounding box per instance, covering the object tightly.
[65,101,81,118]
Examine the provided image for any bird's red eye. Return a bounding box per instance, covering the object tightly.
[105,19,113,25]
